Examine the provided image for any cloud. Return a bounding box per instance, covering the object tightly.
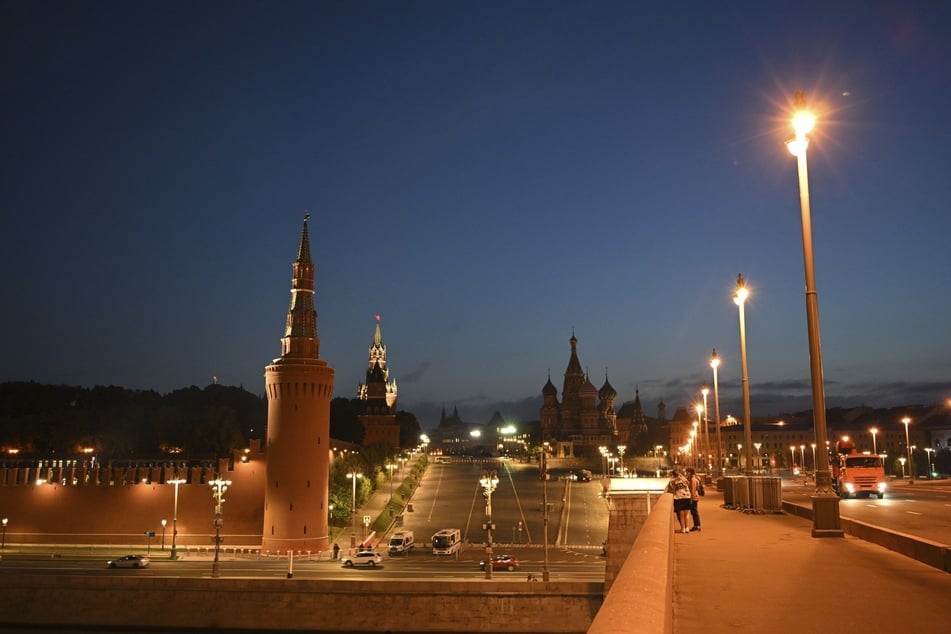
[399,362,432,384]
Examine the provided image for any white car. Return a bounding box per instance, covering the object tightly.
[340,550,383,568]
[107,554,151,568]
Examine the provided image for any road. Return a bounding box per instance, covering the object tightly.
[780,477,951,544]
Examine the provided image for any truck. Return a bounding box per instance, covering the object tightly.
[431,528,461,555]
[831,437,887,499]
[388,530,414,556]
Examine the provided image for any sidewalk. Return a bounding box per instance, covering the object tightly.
[673,489,951,633]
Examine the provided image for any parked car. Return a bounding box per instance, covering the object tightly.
[107,554,150,568]
[340,550,383,568]
[479,554,520,571]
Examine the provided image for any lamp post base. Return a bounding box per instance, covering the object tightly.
[810,493,843,538]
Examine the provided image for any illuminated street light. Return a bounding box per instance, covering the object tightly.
[617,445,627,477]
[898,456,906,479]
[161,519,167,551]
[870,427,878,455]
[710,350,723,474]
[734,274,754,478]
[700,384,710,474]
[924,447,934,479]
[1,518,7,552]
[480,470,499,580]
[347,470,363,533]
[209,477,232,578]
[901,417,914,484]
[753,443,762,474]
[786,91,841,537]
[810,443,817,475]
[168,477,186,560]
[790,445,797,474]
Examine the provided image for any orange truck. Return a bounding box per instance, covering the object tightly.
[832,438,887,499]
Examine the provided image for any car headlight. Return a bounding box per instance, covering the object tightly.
[877,483,886,492]
[844,483,855,492]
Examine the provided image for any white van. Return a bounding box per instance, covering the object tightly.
[431,528,461,555]
[388,530,414,555]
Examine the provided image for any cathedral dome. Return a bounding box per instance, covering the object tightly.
[598,377,617,401]
[542,378,557,396]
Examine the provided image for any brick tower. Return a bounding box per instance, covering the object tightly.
[262,215,335,553]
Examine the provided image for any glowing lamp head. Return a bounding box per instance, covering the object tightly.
[734,274,749,306]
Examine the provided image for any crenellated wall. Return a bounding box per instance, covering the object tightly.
[0,444,271,549]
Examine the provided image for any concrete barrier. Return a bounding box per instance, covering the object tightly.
[589,494,674,634]
[0,576,603,633]
[783,500,951,572]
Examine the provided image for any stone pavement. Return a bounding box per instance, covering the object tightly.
[672,488,951,633]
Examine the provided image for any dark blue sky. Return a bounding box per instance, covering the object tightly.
[2,1,949,427]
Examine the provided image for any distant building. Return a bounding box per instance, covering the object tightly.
[355,316,401,449]
[540,334,620,459]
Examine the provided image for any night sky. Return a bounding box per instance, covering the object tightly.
[2,1,949,427]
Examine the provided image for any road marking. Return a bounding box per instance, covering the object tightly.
[906,511,923,515]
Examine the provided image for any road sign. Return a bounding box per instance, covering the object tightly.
[364,515,371,525]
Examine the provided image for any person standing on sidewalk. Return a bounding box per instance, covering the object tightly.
[665,468,692,533]
[686,467,702,532]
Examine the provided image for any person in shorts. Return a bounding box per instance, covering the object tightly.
[665,469,692,533]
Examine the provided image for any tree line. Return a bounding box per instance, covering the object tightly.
[0,382,421,462]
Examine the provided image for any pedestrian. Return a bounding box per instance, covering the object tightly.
[686,467,702,532]
[665,468,691,533]
[332,542,340,560]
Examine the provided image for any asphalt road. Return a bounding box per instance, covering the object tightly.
[779,477,951,544]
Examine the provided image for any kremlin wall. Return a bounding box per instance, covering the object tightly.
[0,442,272,550]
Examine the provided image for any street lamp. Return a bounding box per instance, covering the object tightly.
[541,448,551,582]
[710,349,723,474]
[328,503,335,527]
[810,443,817,476]
[1,518,7,552]
[870,427,878,455]
[386,462,397,499]
[209,477,232,578]
[480,470,499,580]
[734,274,754,478]
[616,445,627,477]
[898,457,906,480]
[754,443,762,475]
[161,519,167,551]
[701,383,710,474]
[924,448,934,479]
[347,471,363,534]
[786,91,842,537]
[790,446,797,474]
[168,477,186,560]
[901,417,914,484]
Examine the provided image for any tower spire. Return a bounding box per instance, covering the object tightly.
[279,215,319,360]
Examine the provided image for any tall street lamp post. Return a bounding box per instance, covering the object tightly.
[734,274,754,479]
[480,470,499,580]
[161,519,167,551]
[347,471,363,535]
[901,417,914,484]
[616,444,627,477]
[701,384,710,474]
[810,443,817,475]
[924,447,934,478]
[541,448,551,582]
[1,518,7,551]
[790,446,797,473]
[786,91,842,537]
[710,350,723,474]
[169,477,186,560]
[870,427,878,455]
[209,478,232,578]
